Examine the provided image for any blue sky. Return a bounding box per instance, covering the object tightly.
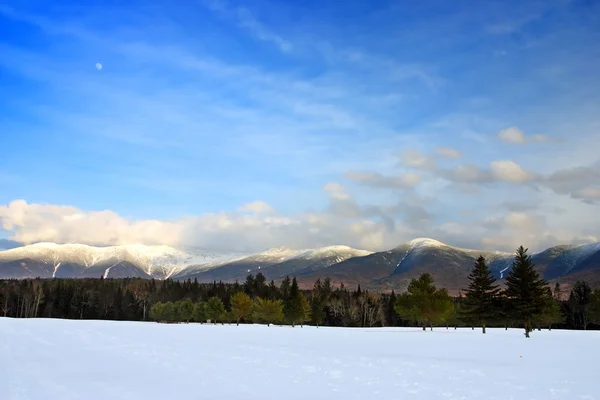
[0,0,599,252]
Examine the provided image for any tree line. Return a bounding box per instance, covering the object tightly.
[1,246,599,336]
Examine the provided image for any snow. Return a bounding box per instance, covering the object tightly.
[0,243,248,279]
[1,319,597,400]
[408,237,447,249]
[245,246,308,262]
[294,245,373,260]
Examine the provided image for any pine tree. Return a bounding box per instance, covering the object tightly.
[162,301,176,322]
[205,296,226,324]
[150,301,165,322]
[590,289,600,327]
[176,298,194,323]
[553,282,562,301]
[243,274,255,297]
[230,292,254,325]
[569,281,593,329]
[311,294,325,327]
[254,297,284,326]
[284,277,304,326]
[280,276,291,299]
[504,245,548,338]
[461,255,500,333]
[385,291,398,327]
[193,302,207,323]
[533,287,564,330]
[298,293,311,327]
[394,273,454,331]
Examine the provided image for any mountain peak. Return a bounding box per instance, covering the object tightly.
[407,238,447,248]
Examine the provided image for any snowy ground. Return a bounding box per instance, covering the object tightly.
[1,319,598,400]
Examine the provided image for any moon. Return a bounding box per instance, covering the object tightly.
[95,63,103,70]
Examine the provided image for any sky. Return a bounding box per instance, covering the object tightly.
[0,0,599,253]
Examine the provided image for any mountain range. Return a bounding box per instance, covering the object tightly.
[1,238,599,293]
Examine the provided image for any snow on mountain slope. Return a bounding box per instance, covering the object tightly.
[243,247,309,263]
[0,243,244,279]
[390,238,515,279]
[173,245,374,281]
[407,238,447,250]
[557,242,600,270]
[291,245,373,262]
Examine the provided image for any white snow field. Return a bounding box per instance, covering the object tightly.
[1,319,598,400]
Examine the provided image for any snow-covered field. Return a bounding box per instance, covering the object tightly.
[1,319,598,400]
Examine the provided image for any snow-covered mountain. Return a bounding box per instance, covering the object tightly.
[173,245,373,282]
[290,238,600,293]
[1,239,599,292]
[0,242,246,280]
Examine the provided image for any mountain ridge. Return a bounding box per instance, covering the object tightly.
[1,238,599,292]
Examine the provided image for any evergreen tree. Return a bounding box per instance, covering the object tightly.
[205,297,226,324]
[176,298,194,323]
[553,282,562,301]
[394,273,454,331]
[254,297,284,326]
[495,293,512,330]
[447,293,463,329]
[569,281,593,330]
[230,292,254,325]
[284,277,306,326]
[150,301,165,322]
[590,289,600,327]
[385,291,398,327]
[310,279,326,327]
[461,255,500,333]
[298,292,311,327]
[504,245,548,338]
[162,301,176,322]
[280,276,291,299]
[310,294,325,327]
[533,288,564,330]
[193,301,207,323]
[243,274,255,296]
[430,288,455,329]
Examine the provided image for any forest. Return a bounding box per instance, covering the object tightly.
[2,246,600,336]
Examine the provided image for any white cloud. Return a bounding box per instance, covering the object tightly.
[435,146,462,159]
[345,171,421,189]
[0,200,184,247]
[400,150,436,170]
[490,160,535,183]
[237,201,276,215]
[2,196,598,254]
[530,134,551,142]
[323,182,351,200]
[498,127,526,143]
[202,0,292,52]
[497,126,552,144]
[443,164,490,183]
[0,199,398,252]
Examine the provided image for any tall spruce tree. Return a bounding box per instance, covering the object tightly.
[284,277,307,326]
[461,255,500,334]
[504,246,548,338]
